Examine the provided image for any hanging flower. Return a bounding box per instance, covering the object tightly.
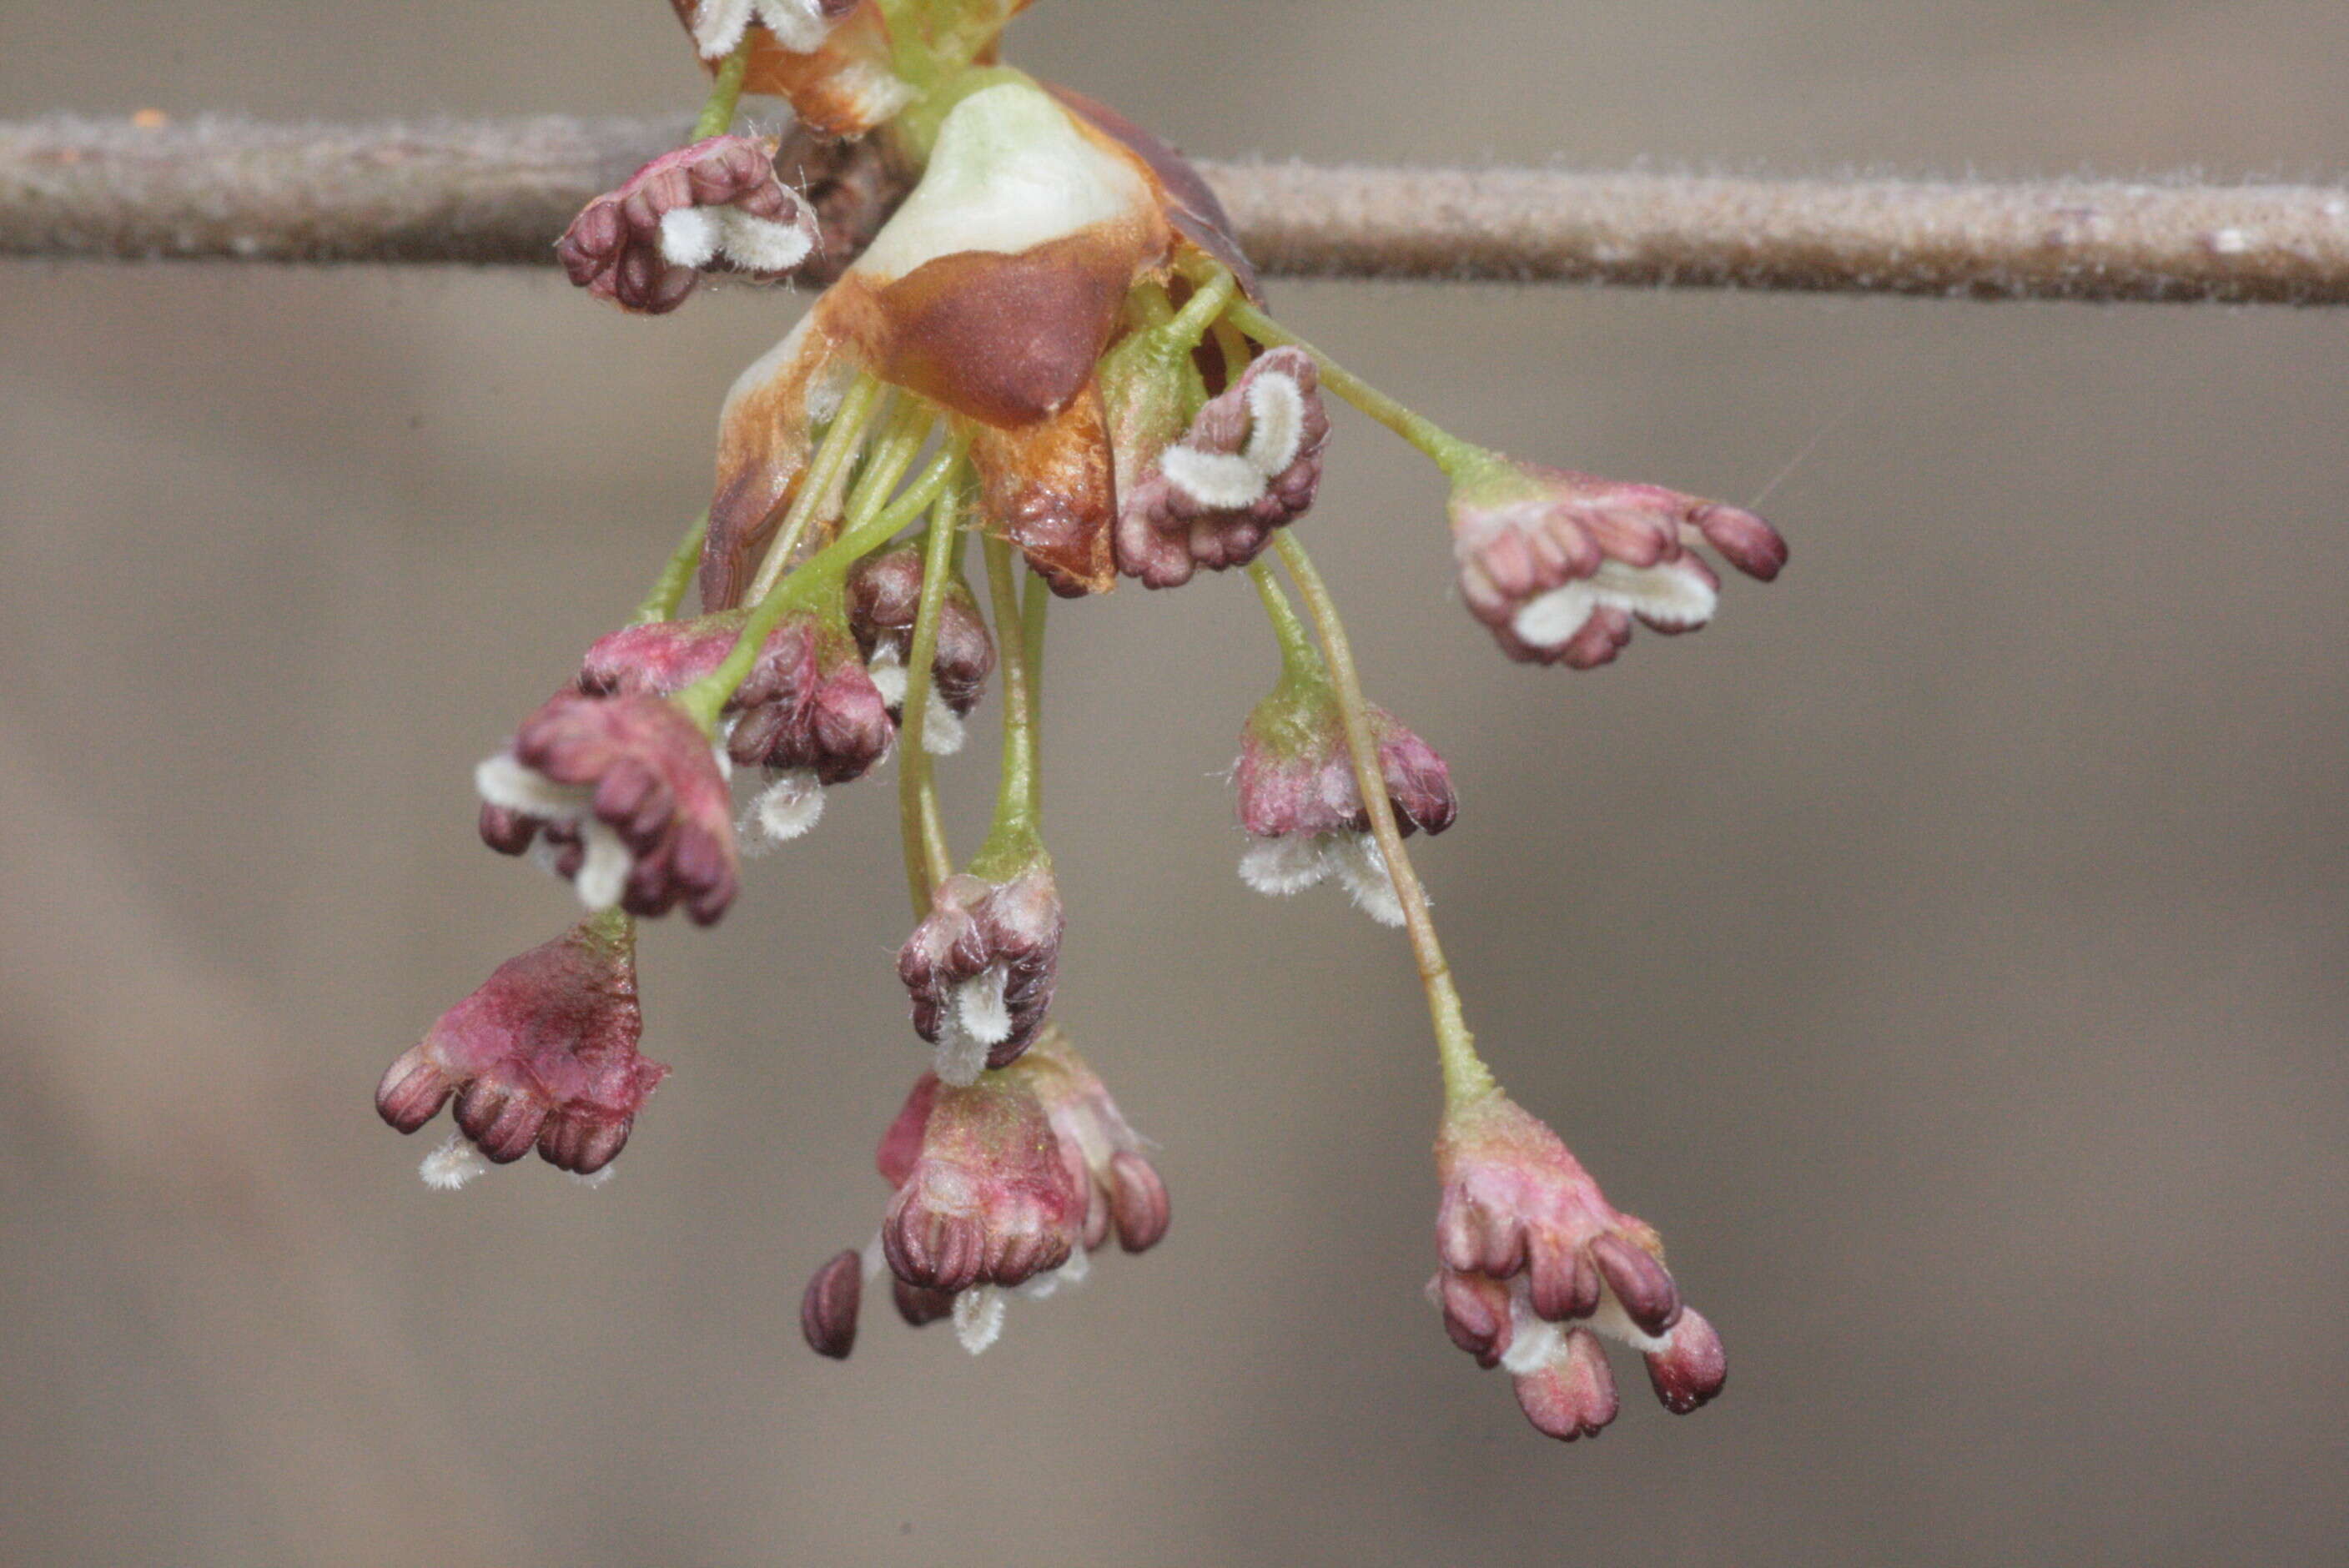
[375,915,668,1179]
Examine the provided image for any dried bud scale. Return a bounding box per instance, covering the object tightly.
[393,0,1778,1451]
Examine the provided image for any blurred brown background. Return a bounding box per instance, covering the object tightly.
[3,3,2346,1564]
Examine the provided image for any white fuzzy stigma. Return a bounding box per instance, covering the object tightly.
[716,209,815,274]
[1159,445,1270,513]
[743,769,825,850]
[953,1285,1007,1355]
[1592,557,1719,631]
[474,752,579,818]
[1510,582,1599,651]
[1238,834,1333,897]
[689,0,756,59]
[1330,833,1407,927]
[867,645,910,706]
[1497,1282,1567,1376]
[933,1016,990,1088]
[753,0,837,54]
[658,206,720,269]
[570,1166,618,1190]
[955,967,1014,1047]
[921,691,966,756]
[571,821,634,914]
[1241,370,1308,476]
[419,1133,490,1192]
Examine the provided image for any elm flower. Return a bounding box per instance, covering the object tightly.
[1447,455,1786,669]
[476,690,740,924]
[898,863,1065,1083]
[556,134,819,315]
[1431,1093,1727,1441]
[580,612,895,849]
[375,915,669,1179]
[845,543,997,755]
[1234,683,1456,927]
[1117,346,1331,588]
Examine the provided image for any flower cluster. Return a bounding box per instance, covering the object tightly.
[377,0,1781,1441]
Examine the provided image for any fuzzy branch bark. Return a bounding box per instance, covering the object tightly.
[7,114,2349,304]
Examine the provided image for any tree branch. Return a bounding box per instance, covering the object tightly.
[7,113,2349,304]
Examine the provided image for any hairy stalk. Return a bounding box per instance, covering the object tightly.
[1272,531,1497,1108]
[1222,298,1476,472]
[742,374,886,607]
[968,534,1042,877]
[897,490,962,912]
[632,513,709,625]
[677,436,968,731]
[690,37,755,142]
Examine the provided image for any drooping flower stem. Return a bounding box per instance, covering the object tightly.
[898,489,964,911]
[691,35,756,141]
[1220,298,1479,474]
[677,435,969,731]
[742,373,886,606]
[968,533,1044,878]
[1271,531,1498,1109]
[632,512,710,626]
[1245,560,1327,688]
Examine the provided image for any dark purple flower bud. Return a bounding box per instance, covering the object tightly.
[556,133,819,315]
[892,1277,957,1327]
[800,1249,863,1359]
[1116,346,1332,588]
[1447,455,1785,669]
[897,864,1065,1082]
[1234,686,1455,927]
[1432,1092,1725,1438]
[878,1073,1087,1295]
[580,611,894,851]
[374,916,668,1179]
[475,691,739,925]
[844,545,998,720]
[1011,1029,1171,1254]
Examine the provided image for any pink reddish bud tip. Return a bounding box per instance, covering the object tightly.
[1590,1233,1683,1338]
[1644,1308,1728,1414]
[801,1250,863,1360]
[1109,1150,1171,1254]
[1515,1329,1621,1442]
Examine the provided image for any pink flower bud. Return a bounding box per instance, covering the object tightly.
[1233,686,1455,926]
[557,134,818,315]
[844,545,998,717]
[1010,1030,1171,1254]
[1433,1093,1726,1440]
[374,917,668,1176]
[1448,457,1785,669]
[897,865,1065,1082]
[581,613,894,787]
[1116,347,1332,588]
[475,691,739,925]
[878,1073,1087,1294]
[799,1249,863,1359]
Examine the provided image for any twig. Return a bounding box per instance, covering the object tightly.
[6,113,2349,304]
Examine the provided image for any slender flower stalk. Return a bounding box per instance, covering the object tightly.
[740,372,886,610]
[1270,532,1495,1109]
[690,35,757,142]
[1221,296,1476,472]
[897,490,964,911]
[632,513,711,627]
